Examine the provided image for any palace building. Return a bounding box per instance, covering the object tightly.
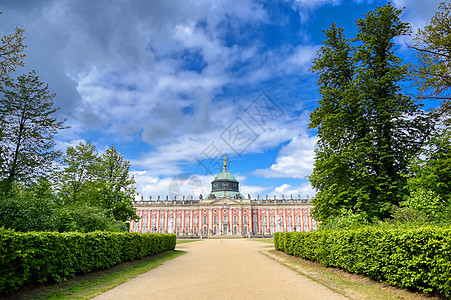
[130,158,318,236]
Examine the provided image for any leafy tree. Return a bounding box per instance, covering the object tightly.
[410,1,451,115]
[0,12,26,91]
[404,126,451,220]
[0,19,26,181]
[0,71,66,193]
[57,141,100,204]
[57,142,138,223]
[98,146,137,222]
[0,181,58,232]
[309,5,431,222]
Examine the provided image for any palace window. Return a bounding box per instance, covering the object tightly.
[203,215,207,224]
[262,216,266,224]
[233,215,237,224]
[234,226,237,235]
[243,226,247,234]
[295,215,299,224]
[244,215,248,223]
[194,217,198,225]
[185,227,189,235]
[213,226,217,235]
[176,227,180,235]
[185,216,190,224]
[159,227,163,233]
[143,216,147,225]
[177,216,181,225]
[160,217,165,225]
[214,215,218,224]
[193,226,197,235]
[287,216,291,224]
[203,226,207,235]
[152,217,156,225]
[224,215,228,222]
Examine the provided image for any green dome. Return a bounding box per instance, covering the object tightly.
[214,170,238,182]
[207,157,245,200]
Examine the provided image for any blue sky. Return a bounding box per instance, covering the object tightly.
[0,0,443,200]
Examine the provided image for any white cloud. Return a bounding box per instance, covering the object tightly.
[270,181,316,199]
[253,134,317,179]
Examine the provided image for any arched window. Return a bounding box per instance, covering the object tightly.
[244,215,248,223]
[224,214,228,222]
[203,215,207,224]
[233,215,237,224]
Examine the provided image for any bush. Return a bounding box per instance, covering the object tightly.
[0,229,176,295]
[274,227,451,298]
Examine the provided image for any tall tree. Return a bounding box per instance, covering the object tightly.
[0,13,26,173]
[0,71,66,193]
[57,142,138,222]
[309,4,431,222]
[58,141,100,204]
[410,1,451,115]
[0,12,26,91]
[98,146,137,222]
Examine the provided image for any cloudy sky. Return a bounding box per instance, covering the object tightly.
[0,0,443,200]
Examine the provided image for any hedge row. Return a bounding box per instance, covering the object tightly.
[0,229,176,295]
[274,227,451,298]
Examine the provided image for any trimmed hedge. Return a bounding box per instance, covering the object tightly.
[274,227,451,298]
[0,229,176,295]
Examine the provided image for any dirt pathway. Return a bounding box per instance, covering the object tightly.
[94,239,348,300]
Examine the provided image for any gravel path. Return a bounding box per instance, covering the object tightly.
[94,239,348,300]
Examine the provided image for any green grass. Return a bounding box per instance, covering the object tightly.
[250,238,274,243]
[262,249,442,300]
[176,239,203,244]
[7,250,185,300]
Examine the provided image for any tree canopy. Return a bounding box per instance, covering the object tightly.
[309,4,431,223]
[0,71,66,193]
[410,1,451,115]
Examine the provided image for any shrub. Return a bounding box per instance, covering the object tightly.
[274,227,451,298]
[0,229,176,295]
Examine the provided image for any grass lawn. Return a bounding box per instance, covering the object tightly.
[262,249,442,300]
[7,250,185,300]
[176,239,204,244]
[250,238,274,243]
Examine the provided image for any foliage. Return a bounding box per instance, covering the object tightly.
[309,4,431,222]
[319,208,368,230]
[0,229,176,295]
[275,227,451,298]
[0,71,67,193]
[0,12,26,91]
[0,189,57,232]
[387,205,428,225]
[57,141,138,223]
[98,146,137,222]
[70,205,127,232]
[57,141,100,204]
[411,1,451,114]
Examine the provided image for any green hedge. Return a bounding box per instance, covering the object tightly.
[274,227,451,298]
[0,229,176,295]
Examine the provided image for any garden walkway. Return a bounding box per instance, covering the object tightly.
[94,239,347,300]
